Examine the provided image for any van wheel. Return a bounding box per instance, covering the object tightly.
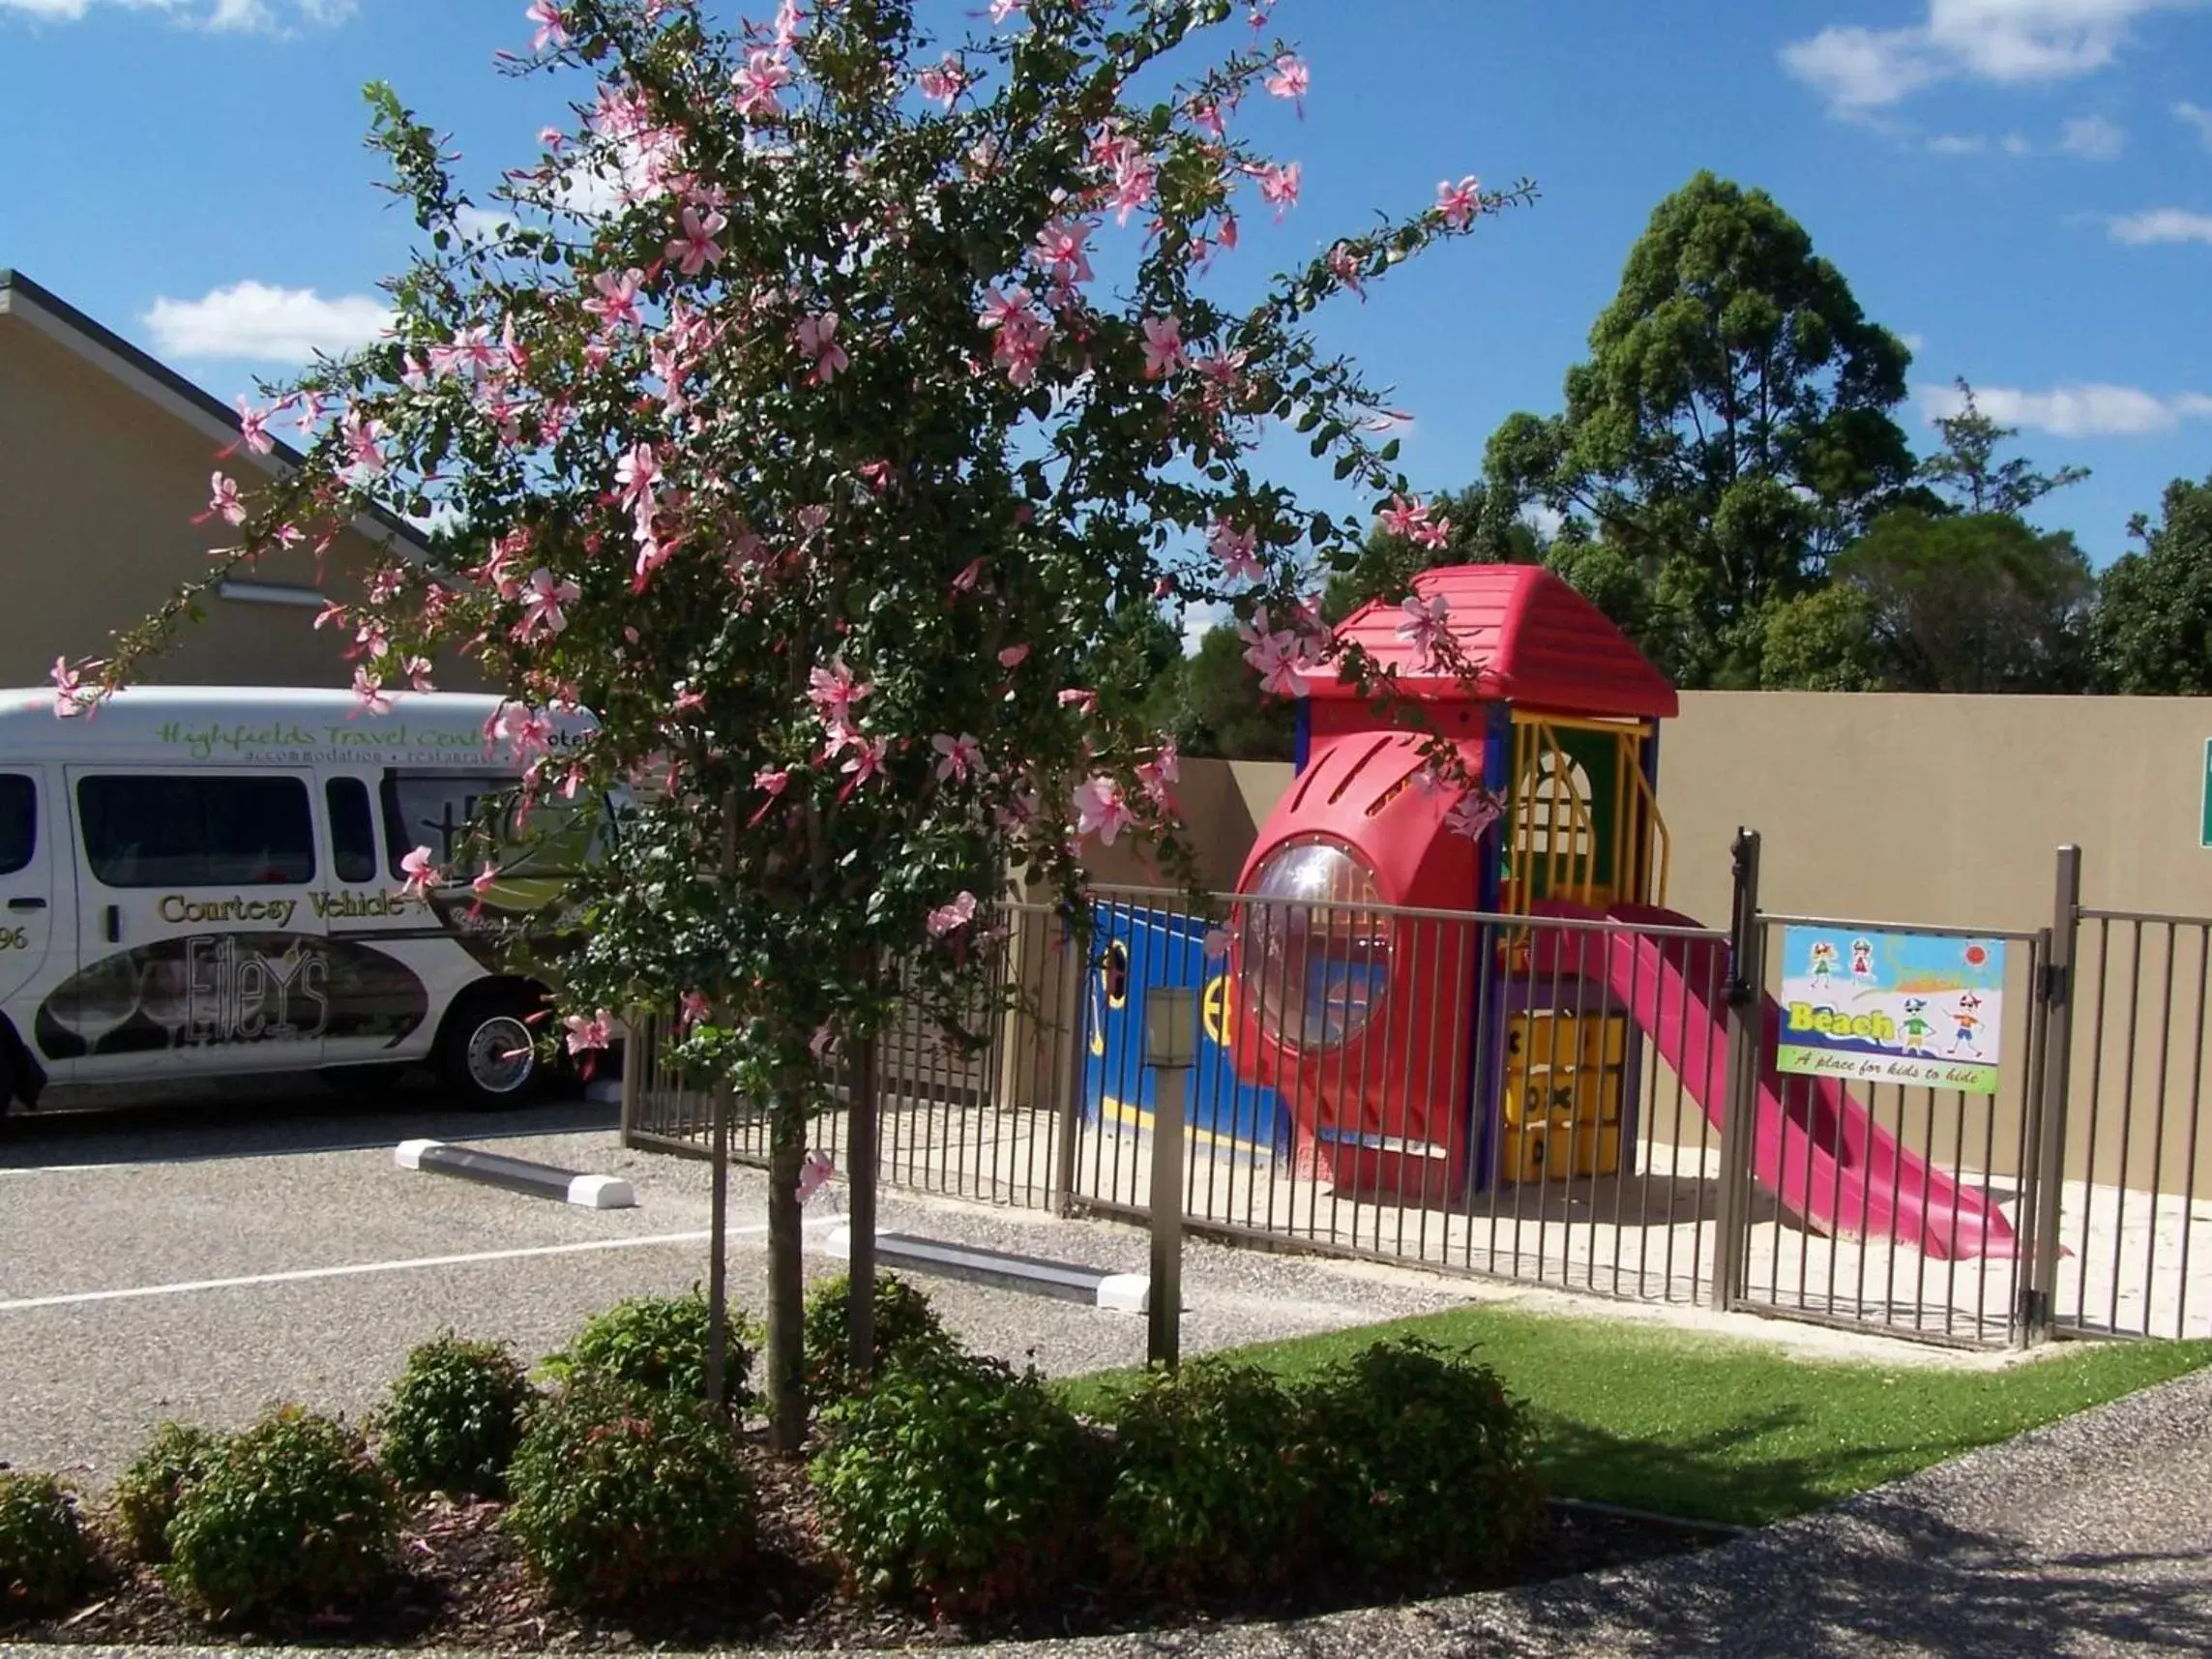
[440,992,546,1109]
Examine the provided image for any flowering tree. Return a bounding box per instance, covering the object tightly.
[77,0,1527,1446]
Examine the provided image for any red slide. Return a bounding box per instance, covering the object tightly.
[1530,901,2019,1262]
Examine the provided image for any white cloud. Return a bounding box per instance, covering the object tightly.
[1180,600,1230,657]
[1783,0,2197,112]
[2178,100,2212,146]
[1901,332,1930,352]
[0,0,348,25]
[143,281,393,364]
[1520,503,1566,541]
[2058,113,2127,157]
[1930,132,1991,152]
[2002,129,2035,153]
[2108,206,2212,243]
[1922,379,2212,436]
[453,204,517,242]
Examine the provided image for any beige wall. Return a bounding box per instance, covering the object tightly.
[0,317,443,692]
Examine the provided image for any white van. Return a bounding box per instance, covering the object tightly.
[0,686,603,1117]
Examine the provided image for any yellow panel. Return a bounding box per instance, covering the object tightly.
[1502,1121,1621,1182]
[1504,1071,1580,1126]
[1567,1071,1621,1126]
[1573,1124,1622,1178]
[1583,1017,1627,1065]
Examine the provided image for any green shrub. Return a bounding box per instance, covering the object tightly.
[811,1348,1101,1619]
[1305,1339,1544,1585]
[164,1407,397,1624]
[0,1472,91,1619]
[111,1422,222,1564]
[545,1289,754,1410]
[503,1378,756,1608]
[802,1271,955,1402]
[1104,1360,1324,1598]
[376,1335,534,1498]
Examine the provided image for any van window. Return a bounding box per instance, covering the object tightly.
[325,777,379,884]
[0,774,33,876]
[77,776,316,888]
[383,772,599,879]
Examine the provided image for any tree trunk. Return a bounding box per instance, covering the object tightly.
[764,1103,809,1454]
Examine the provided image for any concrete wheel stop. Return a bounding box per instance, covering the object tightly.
[820,1223,1149,1312]
[395,1140,635,1209]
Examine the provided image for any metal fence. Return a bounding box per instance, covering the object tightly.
[622,844,2212,1352]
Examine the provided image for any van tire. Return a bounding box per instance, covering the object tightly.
[439,989,547,1110]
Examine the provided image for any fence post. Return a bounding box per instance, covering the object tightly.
[1052,905,1088,1217]
[1144,986,1197,1371]
[1710,828,1762,1311]
[846,1031,880,1376]
[618,1010,648,1148]
[2022,844,2080,1345]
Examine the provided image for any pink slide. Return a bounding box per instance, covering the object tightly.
[1530,901,2019,1262]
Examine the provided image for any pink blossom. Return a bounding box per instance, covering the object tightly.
[403,655,435,693]
[665,205,726,276]
[352,667,395,717]
[340,407,386,475]
[1032,217,1096,286]
[754,765,793,798]
[927,890,980,937]
[810,1022,838,1060]
[931,732,983,783]
[614,441,660,512]
[1378,492,1452,549]
[861,460,897,493]
[518,568,579,638]
[586,268,645,331]
[998,643,1031,669]
[795,311,849,384]
[204,471,247,527]
[797,1148,836,1201]
[1108,150,1157,225]
[1396,591,1452,669]
[525,1,569,51]
[472,862,501,899]
[232,398,275,456]
[1264,53,1310,113]
[1139,313,1186,380]
[1057,688,1099,715]
[563,1009,615,1055]
[1203,927,1231,961]
[1436,174,1483,229]
[978,286,1052,387]
[732,47,792,118]
[1327,242,1367,299]
[1135,737,1179,806]
[1237,608,1312,698]
[1190,100,1226,142]
[398,844,441,898]
[950,556,986,593]
[679,991,712,1030]
[1253,161,1301,219]
[49,657,91,720]
[988,0,1023,21]
[1208,518,1263,581]
[1072,776,1135,845]
[1447,787,1503,842]
[839,734,888,789]
[489,701,555,762]
[807,659,873,725]
[915,53,971,107]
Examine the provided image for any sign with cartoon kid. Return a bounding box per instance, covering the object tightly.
[1777,926,2006,1095]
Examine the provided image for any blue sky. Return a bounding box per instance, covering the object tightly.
[2,0,2207,572]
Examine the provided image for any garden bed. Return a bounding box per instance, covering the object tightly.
[3,1454,1722,1651]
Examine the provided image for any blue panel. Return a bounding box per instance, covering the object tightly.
[1078,903,1290,1155]
[1293,701,1311,774]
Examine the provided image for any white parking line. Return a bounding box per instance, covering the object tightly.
[0,1228,766,1314]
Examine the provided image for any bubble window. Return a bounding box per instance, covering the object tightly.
[1238,838,1391,1051]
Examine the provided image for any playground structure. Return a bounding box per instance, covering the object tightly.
[1085,565,2018,1264]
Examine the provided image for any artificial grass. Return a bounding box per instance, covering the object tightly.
[1057,1307,2212,1527]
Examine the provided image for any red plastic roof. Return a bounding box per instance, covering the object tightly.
[1321,564,1678,721]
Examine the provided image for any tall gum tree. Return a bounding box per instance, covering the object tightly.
[65,0,1527,1446]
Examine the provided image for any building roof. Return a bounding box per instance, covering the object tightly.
[0,267,429,560]
[1323,563,1679,722]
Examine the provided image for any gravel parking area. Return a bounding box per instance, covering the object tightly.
[1,1077,1475,1484]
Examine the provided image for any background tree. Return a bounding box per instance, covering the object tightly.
[1483,170,1918,687]
[1832,510,2094,693]
[1149,622,1297,759]
[75,0,1521,1444]
[2091,474,2212,695]
[1919,378,2090,517]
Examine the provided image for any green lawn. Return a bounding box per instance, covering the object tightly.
[1057,1307,2212,1527]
